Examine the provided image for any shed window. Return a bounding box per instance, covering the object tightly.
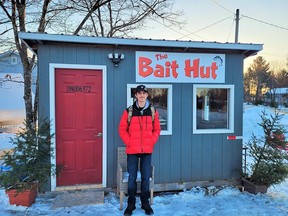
[10,56,17,65]
[127,84,172,135]
[193,85,234,134]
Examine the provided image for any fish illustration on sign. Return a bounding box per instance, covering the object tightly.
[213,56,223,66]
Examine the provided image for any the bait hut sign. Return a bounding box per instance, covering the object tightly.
[136,51,225,83]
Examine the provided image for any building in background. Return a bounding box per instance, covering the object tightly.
[263,88,288,107]
[0,50,37,133]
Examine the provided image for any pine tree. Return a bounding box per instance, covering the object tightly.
[0,118,56,192]
[245,56,271,105]
[247,110,288,186]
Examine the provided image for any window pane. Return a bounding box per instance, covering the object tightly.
[196,88,229,129]
[130,88,168,130]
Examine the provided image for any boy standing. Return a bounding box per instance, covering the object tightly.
[118,85,161,215]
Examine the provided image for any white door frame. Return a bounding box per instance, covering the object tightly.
[49,63,107,191]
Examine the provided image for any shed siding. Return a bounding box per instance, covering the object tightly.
[37,44,244,190]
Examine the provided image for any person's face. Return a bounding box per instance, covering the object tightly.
[135,91,148,103]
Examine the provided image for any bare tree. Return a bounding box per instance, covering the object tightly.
[0,0,183,131]
[70,0,183,37]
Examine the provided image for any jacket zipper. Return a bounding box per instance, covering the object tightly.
[138,115,143,153]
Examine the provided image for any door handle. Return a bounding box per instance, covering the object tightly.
[95,132,102,137]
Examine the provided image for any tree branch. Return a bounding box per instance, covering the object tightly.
[0,27,13,35]
[0,75,24,85]
[73,0,111,35]
[0,1,13,20]
[38,0,52,32]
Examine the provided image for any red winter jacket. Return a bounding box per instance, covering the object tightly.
[118,102,161,154]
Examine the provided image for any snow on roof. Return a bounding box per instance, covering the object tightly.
[0,50,19,59]
[19,32,263,58]
[268,88,288,95]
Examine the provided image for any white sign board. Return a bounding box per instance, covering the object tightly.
[136,51,225,83]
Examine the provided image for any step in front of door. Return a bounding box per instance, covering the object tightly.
[51,190,104,209]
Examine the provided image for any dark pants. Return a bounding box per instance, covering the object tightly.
[127,153,151,205]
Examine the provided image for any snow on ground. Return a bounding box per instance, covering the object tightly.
[243,104,288,144]
[0,133,15,149]
[0,104,288,215]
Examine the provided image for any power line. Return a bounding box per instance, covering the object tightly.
[149,2,288,43]
[226,16,235,42]
[212,0,288,31]
[152,19,207,40]
[241,15,288,31]
[177,16,233,40]
[212,0,234,14]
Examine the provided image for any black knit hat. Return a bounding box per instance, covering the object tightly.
[136,85,148,93]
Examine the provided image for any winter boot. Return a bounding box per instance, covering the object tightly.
[124,205,136,216]
[124,198,136,216]
[141,202,154,215]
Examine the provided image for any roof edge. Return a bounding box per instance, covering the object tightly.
[19,32,263,56]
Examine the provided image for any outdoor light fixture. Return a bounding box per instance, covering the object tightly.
[108,53,125,67]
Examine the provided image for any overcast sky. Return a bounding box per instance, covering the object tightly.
[133,0,288,71]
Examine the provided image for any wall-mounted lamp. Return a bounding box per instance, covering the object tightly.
[108,53,125,67]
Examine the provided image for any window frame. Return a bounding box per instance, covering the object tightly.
[10,56,17,65]
[193,84,234,134]
[127,84,172,135]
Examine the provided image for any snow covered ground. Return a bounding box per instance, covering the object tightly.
[0,104,288,215]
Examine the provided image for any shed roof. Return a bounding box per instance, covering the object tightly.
[266,88,288,95]
[19,32,263,57]
[0,50,19,59]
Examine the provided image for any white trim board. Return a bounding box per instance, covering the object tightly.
[49,63,107,191]
[193,84,235,134]
[126,84,173,135]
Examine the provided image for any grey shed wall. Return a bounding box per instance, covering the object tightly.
[37,43,244,190]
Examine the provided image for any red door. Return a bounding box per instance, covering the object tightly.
[55,68,103,186]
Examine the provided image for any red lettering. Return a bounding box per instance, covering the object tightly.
[165,61,170,77]
[164,61,179,78]
[154,64,164,77]
[185,59,219,79]
[155,53,168,60]
[139,57,179,79]
[211,62,218,79]
[170,60,179,78]
[185,58,199,78]
[200,66,210,78]
[139,57,153,77]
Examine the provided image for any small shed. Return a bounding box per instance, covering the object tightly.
[19,32,262,192]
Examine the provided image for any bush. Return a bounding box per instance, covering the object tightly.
[246,110,288,186]
[0,118,56,192]
[269,100,278,108]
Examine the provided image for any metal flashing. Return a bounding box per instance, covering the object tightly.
[19,32,263,57]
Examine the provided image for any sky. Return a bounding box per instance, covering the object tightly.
[1,0,287,72]
[1,104,288,215]
[133,0,288,71]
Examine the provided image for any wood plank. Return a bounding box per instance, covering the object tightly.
[154,179,241,192]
